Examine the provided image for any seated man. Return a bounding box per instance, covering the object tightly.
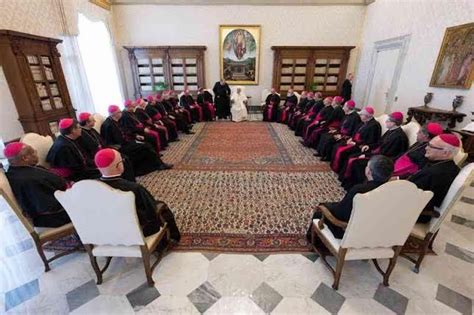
[230,87,248,122]
[288,91,307,128]
[294,93,325,137]
[279,88,298,124]
[393,122,443,178]
[101,105,172,176]
[180,89,203,123]
[409,133,461,223]
[4,142,70,227]
[197,88,216,121]
[306,155,394,240]
[46,118,101,181]
[94,148,180,241]
[262,88,281,122]
[339,111,409,190]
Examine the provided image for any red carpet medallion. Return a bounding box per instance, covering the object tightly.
[139,122,345,252]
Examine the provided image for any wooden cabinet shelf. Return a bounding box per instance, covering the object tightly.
[0,30,75,136]
[272,46,354,97]
[125,46,206,97]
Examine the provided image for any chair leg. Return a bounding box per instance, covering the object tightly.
[332,248,347,290]
[140,246,155,287]
[383,246,403,286]
[31,233,50,272]
[413,234,432,274]
[84,245,103,285]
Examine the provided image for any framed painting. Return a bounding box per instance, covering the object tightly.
[219,25,261,85]
[429,22,473,89]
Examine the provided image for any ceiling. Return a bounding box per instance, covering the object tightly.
[111,0,374,5]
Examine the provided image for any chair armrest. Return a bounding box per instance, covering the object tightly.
[317,205,348,230]
[420,210,440,218]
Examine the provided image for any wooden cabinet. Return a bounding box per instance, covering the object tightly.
[271,46,354,97]
[124,46,206,98]
[0,30,75,136]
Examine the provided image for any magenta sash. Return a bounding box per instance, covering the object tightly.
[393,154,419,177]
[49,167,73,179]
[328,120,341,129]
[153,113,162,121]
[136,123,144,129]
[145,129,161,152]
[343,156,366,179]
[280,108,288,123]
[206,102,216,119]
[192,103,203,121]
[267,102,274,121]
[331,143,354,172]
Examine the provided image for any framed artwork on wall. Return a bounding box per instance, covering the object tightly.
[219,25,261,85]
[429,22,473,89]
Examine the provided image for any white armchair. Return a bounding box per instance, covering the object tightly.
[55,180,169,286]
[20,133,54,168]
[0,170,77,272]
[401,121,421,147]
[403,163,474,273]
[311,180,432,290]
[375,114,389,136]
[92,113,105,134]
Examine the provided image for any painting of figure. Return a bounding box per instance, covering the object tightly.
[220,25,260,85]
[430,22,473,89]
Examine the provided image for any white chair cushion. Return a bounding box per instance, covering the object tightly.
[313,219,394,260]
[92,228,163,257]
[411,223,429,239]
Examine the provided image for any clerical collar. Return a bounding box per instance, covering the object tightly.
[100,174,122,181]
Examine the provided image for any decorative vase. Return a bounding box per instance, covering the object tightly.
[452,95,463,112]
[423,92,433,107]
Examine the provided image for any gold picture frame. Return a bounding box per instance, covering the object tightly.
[89,0,111,10]
[219,25,261,85]
[429,22,473,89]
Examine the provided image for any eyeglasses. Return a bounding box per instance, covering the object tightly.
[427,143,445,150]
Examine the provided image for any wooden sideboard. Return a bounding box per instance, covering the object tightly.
[406,106,466,129]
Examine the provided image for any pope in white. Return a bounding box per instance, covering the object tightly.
[230,87,248,122]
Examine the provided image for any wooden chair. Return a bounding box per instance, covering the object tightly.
[375,114,389,136]
[310,180,432,290]
[55,180,169,286]
[20,133,54,168]
[402,163,474,273]
[0,170,77,272]
[401,121,421,147]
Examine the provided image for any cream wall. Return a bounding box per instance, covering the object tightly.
[354,0,473,128]
[112,4,367,103]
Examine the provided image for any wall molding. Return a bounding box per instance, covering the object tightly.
[112,0,374,5]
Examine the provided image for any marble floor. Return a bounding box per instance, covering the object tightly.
[2,191,473,314]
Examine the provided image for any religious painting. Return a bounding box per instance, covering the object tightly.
[430,22,473,89]
[219,25,260,85]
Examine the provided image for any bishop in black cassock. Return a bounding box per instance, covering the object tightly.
[213,80,231,119]
[4,142,70,227]
[262,88,281,122]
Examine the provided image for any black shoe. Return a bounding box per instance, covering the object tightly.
[185,131,195,135]
[313,153,321,157]
[158,163,173,170]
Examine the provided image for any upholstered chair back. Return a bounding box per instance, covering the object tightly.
[55,180,145,246]
[375,114,389,136]
[429,163,474,233]
[92,113,106,134]
[341,180,432,249]
[293,91,301,104]
[20,133,53,168]
[401,121,421,147]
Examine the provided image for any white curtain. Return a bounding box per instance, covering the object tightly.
[77,13,123,116]
[60,35,95,116]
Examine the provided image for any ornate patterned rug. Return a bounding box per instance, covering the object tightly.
[139,122,346,252]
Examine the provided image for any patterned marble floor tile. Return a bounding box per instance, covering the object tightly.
[253,253,270,262]
[4,279,39,311]
[208,254,264,296]
[451,215,474,229]
[250,282,283,313]
[310,282,346,314]
[373,284,409,315]
[66,280,100,312]
[271,297,330,314]
[138,295,200,315]
[301,252,319,262]
[2,249,44,293]
[445,242,474,264]
[5,293,68,315]
[202,252,220,261]
[97,264,149,296]
[187,281,222,313]
[405,298,461,315]
[333,260,381,299]
[153,252,209,296]
[338,298,395,315]
[4,239,33,257]
[126,282,160,311]
[204,296,265,315]
[264,254,322,297]
[435,284,473,315]
[70,295,134,315]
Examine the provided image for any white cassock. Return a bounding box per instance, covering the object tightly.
[230,92,248,122]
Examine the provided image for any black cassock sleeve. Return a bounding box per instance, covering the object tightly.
[380,131,409,159]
